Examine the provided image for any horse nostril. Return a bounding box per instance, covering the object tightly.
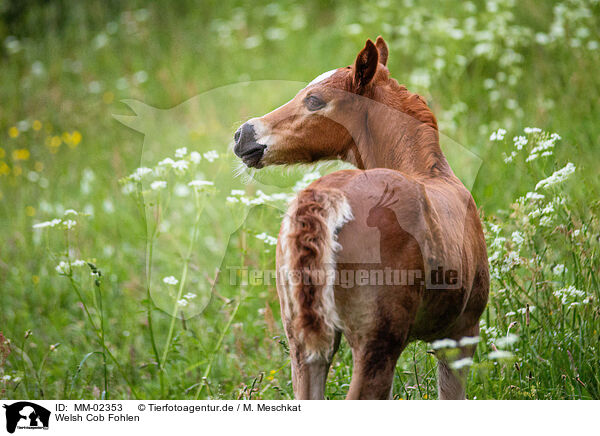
[234,122,259,158]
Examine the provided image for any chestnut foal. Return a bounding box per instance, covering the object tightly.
[234,37,489,400]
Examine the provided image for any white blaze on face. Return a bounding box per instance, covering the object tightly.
[308,69,337,86]
[247,117,276,149]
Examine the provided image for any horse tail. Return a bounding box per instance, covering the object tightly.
[280,188,353,357]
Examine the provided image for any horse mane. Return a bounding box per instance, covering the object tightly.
[368,77,448,175]
[375,80,438,132]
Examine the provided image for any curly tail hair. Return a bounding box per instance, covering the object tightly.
[283,188,353,356]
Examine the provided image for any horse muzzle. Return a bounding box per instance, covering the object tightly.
[234,122,267,168]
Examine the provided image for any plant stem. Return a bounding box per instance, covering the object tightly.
[161,190,206,370]
[194,298,242,399]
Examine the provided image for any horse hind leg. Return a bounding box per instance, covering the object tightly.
[436,324,480,400]
[288,330,341,400]
[345,328,407,400]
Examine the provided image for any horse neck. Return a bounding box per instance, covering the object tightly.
[350,99,455,180]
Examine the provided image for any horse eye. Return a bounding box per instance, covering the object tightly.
[305,95,326,111]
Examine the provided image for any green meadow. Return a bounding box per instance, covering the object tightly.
[1,0,599,399]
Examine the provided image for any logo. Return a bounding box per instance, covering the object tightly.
[2,402,50,433]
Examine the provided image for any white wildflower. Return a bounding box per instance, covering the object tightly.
[175,147,188,158]
[488,350,514,360]
[517,306,535,314]
[158,157,175,167]
[458,336,481,347]
[552,264,566,275]
[524,127,542,134]
[501,251,520,272]
[535,163,576,190]
[554,286,586,305]
[226,196,239,203]
[431,338,458,350]
[203,150,219,162]
[525,192,544,201]
[270,193,293,202]
[64,209,78,216]
[55,261,69,275]
[496,333,519,348]
[504,151,516,163]
[163,276,179,285]
[121,183,135,195]
[188,180,214,189]
[230,189,246,196]
[487,223,501,234]
[489,128,507,141]
[130,167,152,181]
[451,357,473,370]
[256,232,277,246]
[172,160,189,171]
[513,136,528,150]
[150,180,167,190]
[33,218,62,229]
[177,299,189,307]
[63,220,77,229]
[183,293,197,300]
[511,231,524,246]
[525,153,539,162]
[491,236,506,249]
[174,183,190,197]
[539,216,552,227]
[293,171,322,191]
[190,151,202,163]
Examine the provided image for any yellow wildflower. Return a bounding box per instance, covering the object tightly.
[71,130,82,147]
[25,206,35,216]
[0,162,10,176]
[32,275,40,284]
[269,370,277,375]
[12,149,30,160]
[103,91,114,104]
[50,136,62,147]
[33,120,42,131]
[8,126,19,138]
[35,161,44,172]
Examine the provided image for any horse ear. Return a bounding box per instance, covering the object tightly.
[353,39,379,92]
[375,36,388,66]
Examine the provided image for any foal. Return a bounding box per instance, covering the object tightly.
[234,37,489,400]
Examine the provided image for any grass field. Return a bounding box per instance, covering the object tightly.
[1,0,599,400]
